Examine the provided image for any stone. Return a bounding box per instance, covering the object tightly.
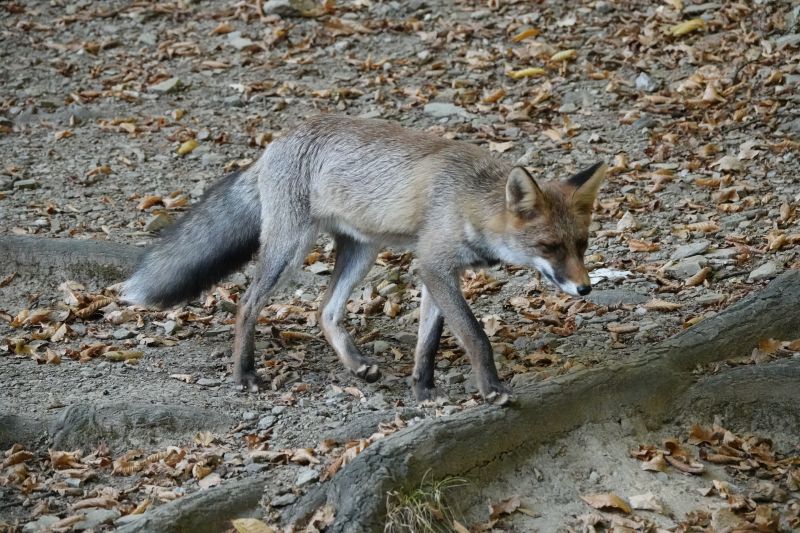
[144,212,173,232]
[706,247,737,259]
[112,328,133,340]
[775,34,800,49]
[227,32,254,50]
[242,411,258,421]
[378,283,399,296]
[257,415,276,430]
[372,340,390,354]
[196,378,221,387]
[13,179,38,189]
[306,261,330,274]
[749,261,779,281]
[634,72,659,92]
[670,240,710,260]
[23,515,60,533]
[423,102,473,119]
[587,289,649,306]
[683,2,719,14]
[665,255,708,278]
[711,508,747,531]
[137,32,157,46]
[443,369,464,385]
[270,492,297,507]
[149,77,183,94]
[697,292,725,306]
[616,211,638,231]
[74,509,120,530]
[262,0,315,17]
[296,467,319,486]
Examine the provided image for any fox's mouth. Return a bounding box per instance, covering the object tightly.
[533,259,591,297]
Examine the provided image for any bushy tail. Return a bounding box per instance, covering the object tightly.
[122,168,261,308]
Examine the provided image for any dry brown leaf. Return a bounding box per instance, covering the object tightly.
[669,18,705,37]
[644,298,682,312]
[607,323,639,334]
[685,266,712,287]
[628,239,660,252]
[664,454,705,474]
[511,28,539,42]
[641,453,668,472]
[177,139,198,156]
[211,22,234,35]
[580,493,631,514]
[508,67,546,80]
[489,495,521,519]
[231,518,277,533]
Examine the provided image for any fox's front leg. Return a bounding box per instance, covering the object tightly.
[412,284,444,402]
[418,266,510,403]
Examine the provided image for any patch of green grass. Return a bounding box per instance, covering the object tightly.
[384,474,468,533]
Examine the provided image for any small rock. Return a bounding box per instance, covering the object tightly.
[295,467,319,486]
[665,256,708,278]
[196,378,221,387]
[711,508,747,531]
[262,0,315,17]
[631,115,659,130]
[558,102,578,114]
[74,509,120,531]
[162,320,177,335]
[112,328,133,340]
[443,369,464,385]
[423,102,473,119]
[616,211,638,231]
[137,32,157,46]
[13,179,38,190]
[393,332,417,345]
[749,261,779,281]
[706,247,737,259]
[144,212,173,232]
[242,411,258,421]
[245,462,268,474]
[586,289,648,306]
[750,480,787,503]
[635,72,659,92]
[378,283,399,296]
[149,77,183,94]
[257,415,276,430]
[306,261,331,274]
[270,492,298,507]
[775,34,800,49]
[272,405,287,415]
[471,9,491,19]
[373,340,390,354]
[23,515,60,533]
[697,292,725,306]
[588,470,600,483]
[683,2,719,15]
[671,240,711,260]
[114,514,144,526]
[227,31,255,50]
[366,393,389,410]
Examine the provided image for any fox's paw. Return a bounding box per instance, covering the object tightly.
[233,371,261,393]
[484,390,514,406]
[413,384,446,405]
[354,363,381,383]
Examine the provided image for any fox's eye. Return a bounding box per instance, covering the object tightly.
[539,242,559,254]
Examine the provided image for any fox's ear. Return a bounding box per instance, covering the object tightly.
[506,166,543,216]
[567,162,607,214]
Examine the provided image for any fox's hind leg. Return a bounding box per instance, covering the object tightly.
[411,284,444,402]
[319,234,381,382]
[233,225,317,391]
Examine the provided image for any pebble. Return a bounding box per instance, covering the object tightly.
[270,492,298,507]
[23,515,60,533]
[137,32,157,46]
[144,212,173,232]
[262,0,312,17]
[616,211,638,231]
[112,328,133,340]
[149,77,183,94]
[242,410,258,421]
[748,261,779,281]
[196,378,221,387]
[74,509,120,531]
[245,462,269,474]
[697,292,725,306]
[13,179,38,189]
[272,405,287,415]
[670,240,710,260]
[423,102,473,119]
[634,72,659,92]
[378,283,400,296]
[257,415,277,429]
[443,369,465,385]
[587,289,648,306]
[373,340,390,354]
[295,467,319,486]
[665,255,708,278]
[227,32,254,50]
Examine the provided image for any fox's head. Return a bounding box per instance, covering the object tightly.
[492,162,607,297]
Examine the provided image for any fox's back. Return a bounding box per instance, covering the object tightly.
[261,116,508,243]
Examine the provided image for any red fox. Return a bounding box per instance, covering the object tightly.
[122,115,606,404]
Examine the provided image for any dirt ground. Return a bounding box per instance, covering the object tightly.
[1,0,799,531]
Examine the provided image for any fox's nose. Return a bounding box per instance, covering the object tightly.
[577,284,592,296]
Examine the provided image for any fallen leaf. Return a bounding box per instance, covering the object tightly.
[177,139,198,156]
[580,493,631,514]
[629,492,664,513]
[669,18,705,37]
[489,495,521,519]
[644,298,682,311]
[508,67,546,80]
